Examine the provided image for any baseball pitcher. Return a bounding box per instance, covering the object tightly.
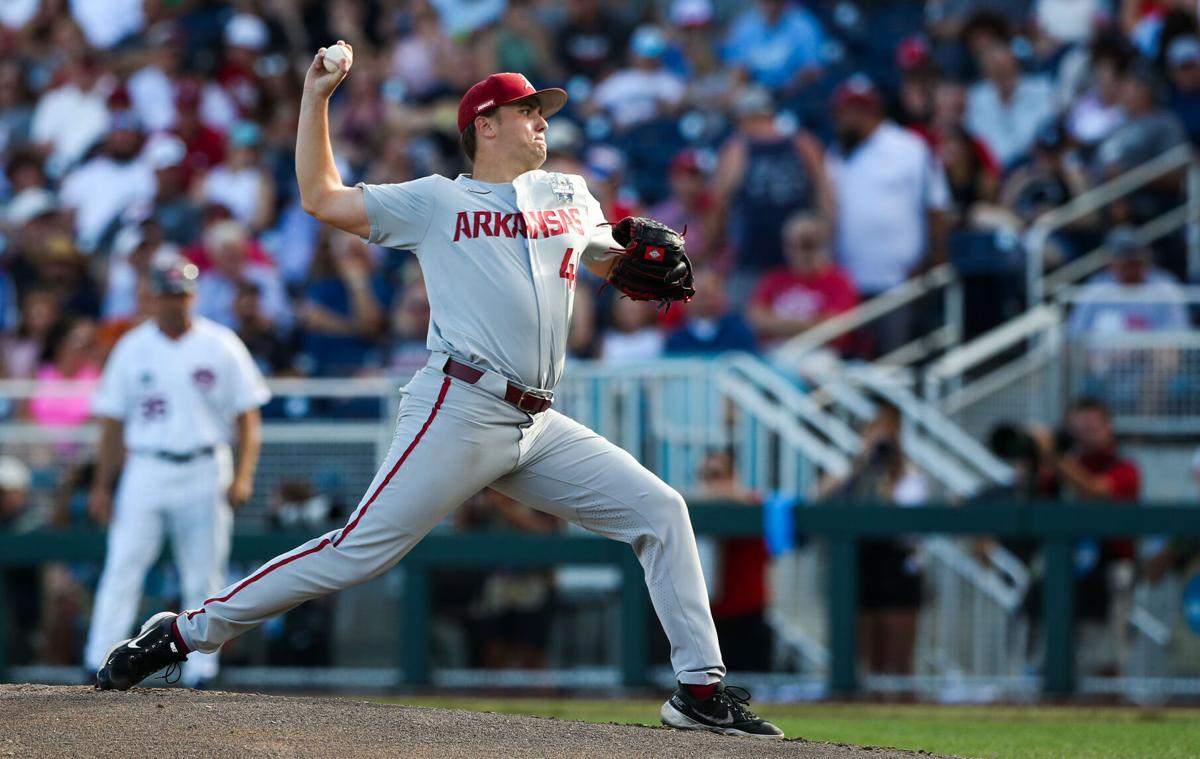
[95,42,781,738]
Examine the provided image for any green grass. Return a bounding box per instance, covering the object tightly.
[375,697,1200,758]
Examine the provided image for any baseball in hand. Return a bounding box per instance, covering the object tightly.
[323,43,351,73]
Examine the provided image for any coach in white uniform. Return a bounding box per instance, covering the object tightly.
[84,260,269,687]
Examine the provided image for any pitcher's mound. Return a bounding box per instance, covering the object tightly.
[0,684,946,758]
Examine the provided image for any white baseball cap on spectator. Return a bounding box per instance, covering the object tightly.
[0,456,30,493]
[670,0,713,27]
[141,133,187,170]
[5,187,57,226]
[225,13,268,50]
[1168,35,1200,68]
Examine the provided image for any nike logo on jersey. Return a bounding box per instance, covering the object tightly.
[453,208,584,242]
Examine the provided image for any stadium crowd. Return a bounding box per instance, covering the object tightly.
[2,0,1200,679]
[1,0,1199,399]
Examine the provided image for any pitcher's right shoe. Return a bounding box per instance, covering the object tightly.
[96,611,188,691]
[661,682,785,738]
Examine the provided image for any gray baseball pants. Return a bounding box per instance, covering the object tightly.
[174,361,726,685]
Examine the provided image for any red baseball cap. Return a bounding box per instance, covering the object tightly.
[830,74,882,112]
[457,73,567,132]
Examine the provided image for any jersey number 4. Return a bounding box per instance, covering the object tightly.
[559,247,576,290]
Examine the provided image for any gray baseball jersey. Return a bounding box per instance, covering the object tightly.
[360,170,617,390]
[170,169,725,688]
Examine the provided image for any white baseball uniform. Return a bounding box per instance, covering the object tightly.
[84,316,270,685]
[174,171,726,685]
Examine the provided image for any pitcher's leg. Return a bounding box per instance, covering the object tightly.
[176,376,517,654]
[491,412,724,685]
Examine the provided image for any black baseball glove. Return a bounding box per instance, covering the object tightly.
[607,216,695,306]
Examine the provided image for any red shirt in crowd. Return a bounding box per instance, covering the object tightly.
[1079,449,1141,559]
[750,265,858,348]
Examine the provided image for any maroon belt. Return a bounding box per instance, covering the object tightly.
[442,358,552,414]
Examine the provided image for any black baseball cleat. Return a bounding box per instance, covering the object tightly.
[661,682,785,738]
[95,612,188,691]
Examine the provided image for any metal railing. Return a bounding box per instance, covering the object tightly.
[773,263,963,369]
[1025,143,1198,307]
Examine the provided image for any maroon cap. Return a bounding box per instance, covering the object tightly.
[831,74,882,111]
[457,73,567,132]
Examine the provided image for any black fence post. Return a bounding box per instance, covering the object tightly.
[829,535,858,695]
[401,564,431,687]
[1042,538,1075,696]
[619,550,648,688]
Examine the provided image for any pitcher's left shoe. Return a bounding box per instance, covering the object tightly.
[95,611,188,691]
[661,682,785,738]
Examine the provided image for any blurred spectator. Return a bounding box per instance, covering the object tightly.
[218,13,270,118]
[1001,122,1089,229]
[709,86,833,302]
[0,455,33,529]
[172,81,229,185]
[893,36,940,130]
[600,297,664,362]
[1066,35,1133,149]
[194,219,291,331]
[198,121,276,232]
[723,0,824,95]
[1067,228,1189,412]
[940,125,1001,226]
[1067,228,1188,336]
[27,316,99,430]
[102,218,181,321]
[691,450,772,672]
[555,0,630,82]
[137,134,203,247]
[827,75,949,353]
[1053,396,1141,675]
[71,0,144,50]
[1,287,59,379]
[671,0,734,118]
[298,231,389,377]
[0,61,34,156]
[1094,60,1187,179]
[29,234,100,319]
[566,282,597,359]
[648,149,725,270]
[3,186,60,290]
[388,1,459,104]
[822,398,929,675]
[966,44,1057,167]
[236,281,294,377]
[588,26,685,133]
[389,275,431,374]
[664,269,757,356]
[479,0,560,84]
[746,212,857,352]
[127,25,187,134]
[1166,34,1200,144]
[29,51,111,178]
[58,107,155,253]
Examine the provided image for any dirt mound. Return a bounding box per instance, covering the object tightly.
[0,684,945,758]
